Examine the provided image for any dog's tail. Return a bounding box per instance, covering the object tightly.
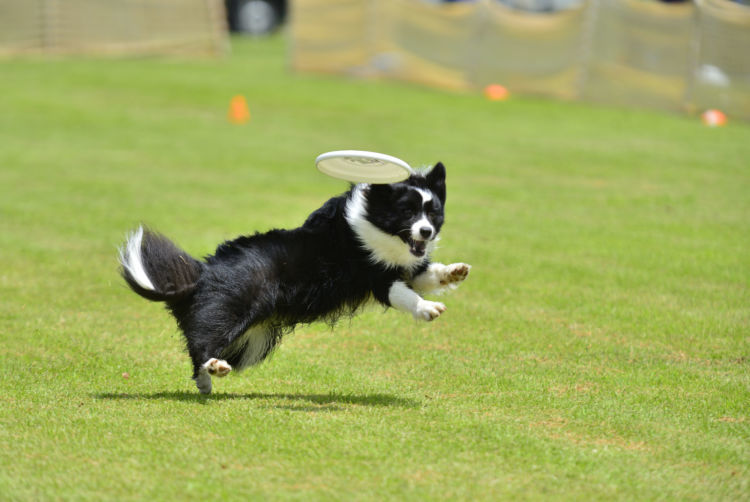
[118,226,203,303]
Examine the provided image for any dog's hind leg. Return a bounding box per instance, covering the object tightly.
[203,357,232,377]
[193,358,232,395]
[186,320,263,394]
[194,368,213,394]
[192,356,233,394]
[185,333,235,394]
[183,305,269,394]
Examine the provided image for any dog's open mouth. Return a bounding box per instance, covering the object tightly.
[407,237,427,257]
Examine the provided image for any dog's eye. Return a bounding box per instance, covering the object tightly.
[424,200,440,216]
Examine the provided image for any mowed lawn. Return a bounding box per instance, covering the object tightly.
[0,36,748,500]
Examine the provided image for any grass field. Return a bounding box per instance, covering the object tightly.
[1,36,748,500]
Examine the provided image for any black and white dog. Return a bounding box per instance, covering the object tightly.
[119,162,470,394]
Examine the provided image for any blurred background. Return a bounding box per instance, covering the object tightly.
[1,0,748,119]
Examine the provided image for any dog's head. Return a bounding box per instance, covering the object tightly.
[346,162,447,268]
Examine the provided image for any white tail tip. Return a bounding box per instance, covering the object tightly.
[119,226,156,291]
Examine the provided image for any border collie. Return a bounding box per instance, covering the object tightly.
[119,162,470,394]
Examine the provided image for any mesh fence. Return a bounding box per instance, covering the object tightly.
[580,0,695,111]
[290,0,373,74]
[290,0,750,119]
[0,0,228,56]
[688,0,750,116]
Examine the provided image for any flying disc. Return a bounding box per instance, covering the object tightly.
[315,150,412,184]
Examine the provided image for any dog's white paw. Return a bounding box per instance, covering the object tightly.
[440,263,471,286]
[203,358,232,377]
[414,300,446,321]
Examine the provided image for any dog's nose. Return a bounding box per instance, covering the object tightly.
[419,226,433,239]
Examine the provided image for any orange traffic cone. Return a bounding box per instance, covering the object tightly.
[484,84,509,101]
[701,109,727,127]
[228,95,250,124]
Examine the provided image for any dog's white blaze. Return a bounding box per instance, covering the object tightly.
[345,185,428,270]
[414,188,433,204]
[411,186,435,240]
[119,226,156,291]
[411,215,434,240]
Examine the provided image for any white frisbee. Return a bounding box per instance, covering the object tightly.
[315,150,412,184]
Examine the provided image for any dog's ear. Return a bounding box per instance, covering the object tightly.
[426,162,446,204]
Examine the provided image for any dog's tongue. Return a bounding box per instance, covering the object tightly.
[410,239,427,257]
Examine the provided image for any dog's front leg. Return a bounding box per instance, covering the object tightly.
[388,281,446,321]
[411,263,471,295]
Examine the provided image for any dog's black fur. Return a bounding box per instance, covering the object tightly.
[120,162,467,393]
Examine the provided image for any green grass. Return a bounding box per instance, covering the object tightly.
[1,36,748,500]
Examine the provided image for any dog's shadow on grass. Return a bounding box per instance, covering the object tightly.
[94,391,418,410]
